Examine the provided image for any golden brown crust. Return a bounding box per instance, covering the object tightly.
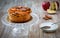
[8,6,32,23]
[8,6,31,14]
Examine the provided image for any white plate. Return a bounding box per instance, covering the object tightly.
[40,22,58,32]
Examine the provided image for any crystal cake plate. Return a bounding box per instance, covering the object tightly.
[1,13,39,38]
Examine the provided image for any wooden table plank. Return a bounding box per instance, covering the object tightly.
[29,23,40,38]
[39,29,44,38]
[55,11,60,38]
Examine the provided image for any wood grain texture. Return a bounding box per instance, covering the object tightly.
[0,0,60,38]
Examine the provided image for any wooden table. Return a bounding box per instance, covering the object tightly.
[28,11,60,38]
[0,0,60,38]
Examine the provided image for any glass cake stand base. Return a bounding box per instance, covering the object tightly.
[1,13,39,38]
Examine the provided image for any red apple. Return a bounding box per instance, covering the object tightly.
[42,1,50,11]
[56,1,59,8]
